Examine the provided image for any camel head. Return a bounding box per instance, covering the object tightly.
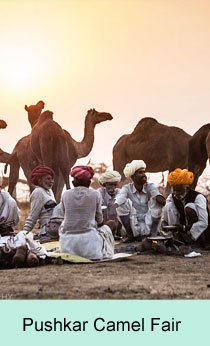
[86,108,113,125]
[25,100,45,128]
[0,120,7,129]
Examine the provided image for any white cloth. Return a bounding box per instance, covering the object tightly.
[98,170,121,185]
[115,182,163,236]
[23,187,56,233]
[60,187,114,259]
[60,225,114,260]
[123,160,146,178]
[162,193,208,241]
[0,191,19,228]
[0,231,47,259]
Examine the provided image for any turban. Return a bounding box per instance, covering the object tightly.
[71,165,94,181]
[123,160,146,178]
[167,168,194,186]
[30,165,55,186]
[98,170,121,185]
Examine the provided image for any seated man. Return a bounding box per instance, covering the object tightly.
[23,165,63,242]
[114,160,165,242]
[59,165,115,260]
[161,168,210,248]
[98,170,127,239]
[0,189,19,236]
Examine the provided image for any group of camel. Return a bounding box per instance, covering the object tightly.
[0,102,210,200]
[0,101,113,200]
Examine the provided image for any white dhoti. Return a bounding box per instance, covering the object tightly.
[117,198,163,237]
[60,225,114,260]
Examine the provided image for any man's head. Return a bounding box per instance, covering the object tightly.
[71,165,94,188]
[131,168,147,186]
[172,184,188,200]
[123,160,147,188]
[98,170,121,196]
[30,165,55,190]
[167,168,194,199]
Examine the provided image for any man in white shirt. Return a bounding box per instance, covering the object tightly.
[60,165,114,260]
[162,168,210,248]
[98,170,130,239]
[114,160,165,242]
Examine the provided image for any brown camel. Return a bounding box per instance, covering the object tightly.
[0,120,8,162]
[26,108,74,199]
[6,101,66,201]
[6,135,39,195]
[0,148,10,164]
[113,117,191,187]
[5,101,44,198]
[27,106,113,199]
[188,123,210,188]
[6,103,113,201]
[64,108,113,158]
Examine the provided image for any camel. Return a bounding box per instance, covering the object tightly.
[26,107,73,199]
[5,101,66,201]
[113,117,191,190]
[5,102,113,201]
[4,101,44,198]
[6,135,39,195]
[0,148,10,164]
[0,149,10,163]
[188,124,210,188]
[64,108,113,158]
[26,104,113,200]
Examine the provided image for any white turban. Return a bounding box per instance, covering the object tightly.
[98,170,121,185]
[123,160,146,178]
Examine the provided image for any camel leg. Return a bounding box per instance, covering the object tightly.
[54,173,65,201]
[39,139,70,194]
[8,157,20,198]
[57,142,71,191]
[52,173,60,202]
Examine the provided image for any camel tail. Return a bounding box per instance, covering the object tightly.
[4,163,8,174]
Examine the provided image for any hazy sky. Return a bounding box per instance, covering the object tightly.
[1,0,210,175]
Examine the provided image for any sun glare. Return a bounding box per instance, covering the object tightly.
[1,45,48,91]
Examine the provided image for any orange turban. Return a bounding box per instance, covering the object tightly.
[167,168,194,186]
[30,165,55,186]
[71,165,94,180]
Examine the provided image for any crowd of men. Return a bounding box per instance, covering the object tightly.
[0,159,210,265]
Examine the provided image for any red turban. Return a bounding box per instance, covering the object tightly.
[30,165,55,186]
[71,165,94,180]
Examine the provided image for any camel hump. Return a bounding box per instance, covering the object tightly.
[38,110,54,122]
[133,117,158,131]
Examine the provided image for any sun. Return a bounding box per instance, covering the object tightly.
[1,45,48,91]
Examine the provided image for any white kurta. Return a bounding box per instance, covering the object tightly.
[162,193,208,241]
[115,182,163,236]
[0,191,19,228]
[23,186,56,233]
[60,187,114,260]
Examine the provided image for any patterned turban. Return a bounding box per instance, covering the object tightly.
[98,170,121,185]
[30,165,55,186]
[123,160,146,178]
[167,168,194,186]
[71,165,94,181]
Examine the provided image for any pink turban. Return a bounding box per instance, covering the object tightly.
[71,165,94,181]
[167,168,194,186]
[30,165,55,186]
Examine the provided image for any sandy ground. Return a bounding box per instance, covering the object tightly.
[1,246,210,300]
